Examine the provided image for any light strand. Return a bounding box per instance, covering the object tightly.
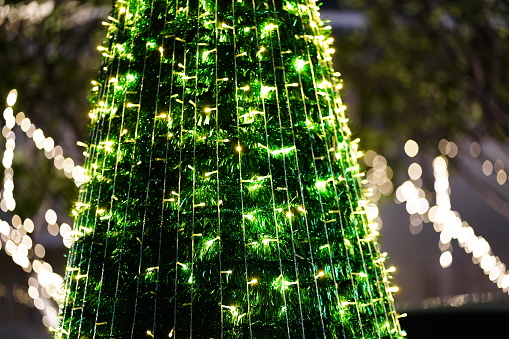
[389,139,509,294]
[1,89,84,329]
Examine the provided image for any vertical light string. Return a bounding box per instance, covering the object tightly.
[70,1,139,337]
[212,2,223,337]
[91,1,144,337]
[269,2,328,337]
[130,0,171,335]
[168,1,184,337]
[128,1,159,335]
[148,3,175,334]
[107,2,143,334]
[151,0,172,326]
[100,1,140,336]
[278,4,340,338]
[303,15,370,339]
[265,4,307,337]
[301,1,400,337]
[63,29,104,338]
[293,6,367,333]
[314,3,396,335]
[249,0,292,334]
[94,2,138,336]
[91,40,122,339]
[291,1,364,337]
[231,0,254,336]
[288,3,359,334]
[287,14,347,339]
[172,0,183,336]
[188,0,197,335]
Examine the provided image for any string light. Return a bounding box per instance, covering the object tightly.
[403,139,419,158]
[0,89,88,329]
[387,138,509,294]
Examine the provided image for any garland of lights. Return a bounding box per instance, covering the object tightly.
[367,140,509,294]
[394,142,509,291]
[51,0,403,338]
[1,89,84,328]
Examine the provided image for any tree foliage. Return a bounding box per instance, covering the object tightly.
[334,0,509,219]
[337,0,509,155]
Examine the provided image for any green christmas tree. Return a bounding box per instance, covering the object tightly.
[55,0,404,338]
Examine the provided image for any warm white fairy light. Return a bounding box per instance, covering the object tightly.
[364,136,509,294]
[393,138,509,294]
[482,160,494,176]
[469,142,481,158]
[1,89,84,328]
[362,150,395,231]
[0,0,55,25]
[496,170,507,185]
[480,156,509,186]
[438,139,459,158]
[403,140,419,158]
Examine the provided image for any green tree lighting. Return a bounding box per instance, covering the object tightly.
[55,0,404,338]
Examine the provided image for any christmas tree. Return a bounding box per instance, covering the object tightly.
[55,0,403,338]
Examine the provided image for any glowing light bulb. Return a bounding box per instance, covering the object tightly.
[6,89,17,106]
[404,140,419,157]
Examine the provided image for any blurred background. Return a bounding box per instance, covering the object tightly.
[1,0,508,338]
